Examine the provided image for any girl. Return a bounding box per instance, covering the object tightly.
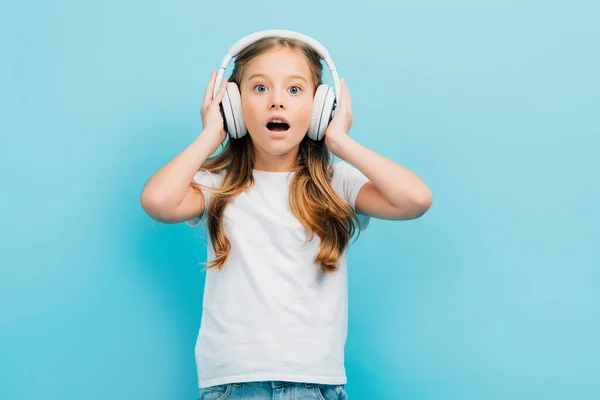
[141,30,432,400]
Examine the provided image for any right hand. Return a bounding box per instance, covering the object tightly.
[200,69,229,148]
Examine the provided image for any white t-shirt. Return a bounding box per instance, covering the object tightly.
[187,161,370,389]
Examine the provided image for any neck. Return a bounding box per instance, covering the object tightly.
[252,144,299,172]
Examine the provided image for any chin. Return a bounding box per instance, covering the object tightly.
[261,141,298,156]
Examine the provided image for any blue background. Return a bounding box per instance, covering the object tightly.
[1,0,599,399]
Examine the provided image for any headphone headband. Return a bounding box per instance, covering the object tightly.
[213,29,340,101]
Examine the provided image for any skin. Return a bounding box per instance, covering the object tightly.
[238,47,316,172]
[237,47,434,220]
[140,47,432,225]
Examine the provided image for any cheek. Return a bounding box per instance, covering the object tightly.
[241,100,260,129]
[292,101,313,130]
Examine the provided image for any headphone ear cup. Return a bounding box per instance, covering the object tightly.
[308,84,336,141]
[221,82,247,139]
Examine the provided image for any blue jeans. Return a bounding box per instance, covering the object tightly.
[198,381,348,400]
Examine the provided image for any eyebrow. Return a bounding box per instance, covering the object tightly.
[247,73,308,84]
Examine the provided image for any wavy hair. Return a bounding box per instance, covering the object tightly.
[192,36,361,273]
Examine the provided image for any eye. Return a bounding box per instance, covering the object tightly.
[254,84,267,93]
[289,86,302,95]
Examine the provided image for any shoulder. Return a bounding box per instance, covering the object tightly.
[330,160,353,180]
[330,161,367,184]
[330,161,370,204]
[329,161,371,229]
[192,168,227,187]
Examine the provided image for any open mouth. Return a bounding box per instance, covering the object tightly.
[266,117,290,132]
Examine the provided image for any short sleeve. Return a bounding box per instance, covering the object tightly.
[186,169,222,227]
[331,161,371,231]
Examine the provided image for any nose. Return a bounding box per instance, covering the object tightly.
[269,90,286,110]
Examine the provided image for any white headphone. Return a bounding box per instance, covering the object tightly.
[213,29,341,141]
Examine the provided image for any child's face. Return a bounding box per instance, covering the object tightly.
[239,47,315,159]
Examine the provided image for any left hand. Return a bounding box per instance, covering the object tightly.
[324,78,353,154]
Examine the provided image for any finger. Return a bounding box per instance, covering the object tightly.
[337,78,347,111]
[203,70,216,105]
[212,78,229,104]
[343,79,352,111]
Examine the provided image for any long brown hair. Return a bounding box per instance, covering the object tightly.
[192,36,361,273]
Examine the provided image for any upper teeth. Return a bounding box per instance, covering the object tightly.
[270,119,285,124]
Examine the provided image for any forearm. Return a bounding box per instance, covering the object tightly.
[141,132,216,209]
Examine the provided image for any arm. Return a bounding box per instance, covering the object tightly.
[329,136,432,220]
[324,78,432,221]
[140,70,228,224]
